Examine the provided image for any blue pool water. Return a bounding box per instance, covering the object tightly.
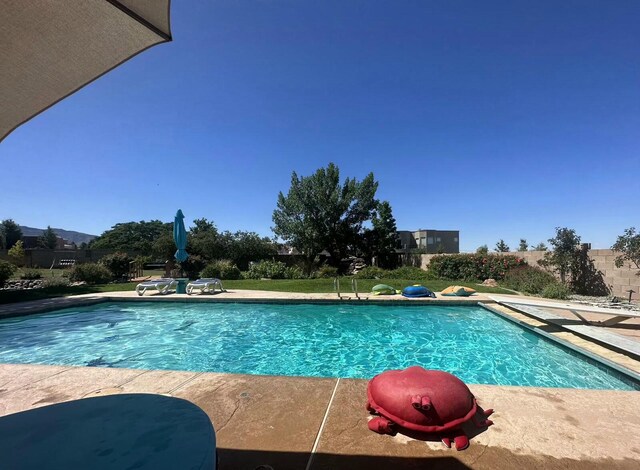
[0,302,636,390]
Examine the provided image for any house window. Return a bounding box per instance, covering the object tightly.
[427,237,434,244]
[436,237,441,242]
[454,237,458,242]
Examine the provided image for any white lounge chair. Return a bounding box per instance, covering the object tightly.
[136,278,177,296]
[186,278,225,295]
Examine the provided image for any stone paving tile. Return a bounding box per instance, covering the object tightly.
[171,372,337,470]
[82,369,201,398]
[0,363,70,394]
[310,380,640,470]
[0,365,143,416]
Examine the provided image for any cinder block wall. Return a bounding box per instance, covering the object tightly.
[420,250,639,299]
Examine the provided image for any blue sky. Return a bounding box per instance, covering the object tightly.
[1,0,638,252]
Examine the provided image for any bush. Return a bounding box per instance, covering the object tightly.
[99,252,132,280]
[387,266,434,280]
[44,276,70,288]
[180,255,207,280]
[353,266,387,279]
[541,283,572,300]
[8,240,25,267]
[285,265,305,279]
[314,265,340,278]
[69,263,112,284]
[427,254,526,281]
[0,260,17,287]
[245,260,288,279]
[201,260,242,280]
[501,265,558,295]
[20,270,42,280]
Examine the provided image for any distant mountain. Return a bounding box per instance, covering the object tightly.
[19,226,97,245]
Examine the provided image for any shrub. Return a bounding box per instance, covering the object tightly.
[201,260,242,280]
[180,254,207,280]
[245,260,288,279]
[541,283,572,300]
[99,252,133,280]
[44,276,70,288]
[501,265,558,295]
[8,240,25,267]
[0,260,17,287]
[387,266,433,280]
[69,263,111,284]
[353,266,387,279]
[20,270,42,280]
[427,254,526,281]
[285,265,305,279]
[314,265,340,278]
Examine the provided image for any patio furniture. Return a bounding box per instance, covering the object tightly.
[136,278,177,296]
[187,278,226,295]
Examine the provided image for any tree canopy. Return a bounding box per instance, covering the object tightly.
[538,227,581,284]
[90,220,172,253]
[272,163,379,272]
[0,219,22,250]
[495,239,510,252]
[38,226,58,249]
[612,227,640,273]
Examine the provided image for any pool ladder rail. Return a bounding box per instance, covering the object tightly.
[334,277,368,300]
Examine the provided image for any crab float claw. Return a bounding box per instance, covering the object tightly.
[365,366,494,451]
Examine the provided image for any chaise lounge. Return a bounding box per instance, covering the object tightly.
[135,278,177,296]
[186,278,226,295]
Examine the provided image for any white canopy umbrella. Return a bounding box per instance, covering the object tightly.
[0,0,172,142]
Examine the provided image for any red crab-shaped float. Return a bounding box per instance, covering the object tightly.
[366,366,494,451]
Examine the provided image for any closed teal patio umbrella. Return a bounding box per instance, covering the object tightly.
[174,209,188,263]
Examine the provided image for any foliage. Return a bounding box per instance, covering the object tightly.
[541,283,572,300]
[361,201,399,268]
[353,266,387,279]
[538,227,581,284]
[313,265,340,278]
[518,239,528,251]
[0,219,23,250]
[201,260,242,280]
[90,220,172,254]
[180,254,206,279]
[38,226,58,249]
[244,260,299,279]
[532,242,547,251]
[69,263,112,284]
[8,240,25,266]
[476,245,489,255]
[285,265,305,279]
[428,254,526,281]
[501,265,558,295]
[611,227,640,274]
[0,260,17,287]
[495,239,510,252]
[272,163,379,273]
[99,252,133,280]
[20,270,42,280]
[152,231,177,261]
[43,276,70,288]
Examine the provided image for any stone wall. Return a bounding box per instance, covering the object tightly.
[419,249,639,299]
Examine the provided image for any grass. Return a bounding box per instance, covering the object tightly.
[0,276,513,305]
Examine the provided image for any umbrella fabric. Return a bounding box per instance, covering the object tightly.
[0,0,172,142]
[173,209,188,263]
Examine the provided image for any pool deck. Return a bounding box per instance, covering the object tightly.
[1,290,640,469]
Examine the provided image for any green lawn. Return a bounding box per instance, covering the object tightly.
[0,277,513,305]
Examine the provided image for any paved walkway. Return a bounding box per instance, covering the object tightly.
[0,363,639,470]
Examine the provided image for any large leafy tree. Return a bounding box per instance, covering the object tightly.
[0,219,22,250]
[362,201,398,267]
[272,163,379,272]
[612,227,640,273]
[90,220,171,254]
[38,226,58,249]
[538,227,581,284]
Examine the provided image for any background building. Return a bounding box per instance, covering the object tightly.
[397,229,459,254]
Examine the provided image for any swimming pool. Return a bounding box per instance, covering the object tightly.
[0,301,636,390]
